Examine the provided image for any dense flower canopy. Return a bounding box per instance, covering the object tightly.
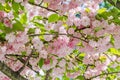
[0,0,120,80]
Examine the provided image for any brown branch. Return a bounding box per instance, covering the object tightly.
[69,55,82,62]
[28,2,58,14]
[45,69,51,80]
[77,26,90,31]
[5,54,39,74]
[5,54,17,61]
[5,54,28,58]
[39,0,43,6]
[28,1,67,17]
[89,71,120,80]
[29,33,66,36]
[0,61,27,80]
[103,53,114,63]
[103,53,119,64]
[17,58,39,74]
[29,33,88,43]
[83,65,90,80]
[17,48,35,73]
[107,0,120,9]
[5,54,38,58]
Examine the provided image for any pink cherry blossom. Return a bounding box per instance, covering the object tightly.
[5,32,15,43]
[81,16,90,27]
[68,28,74,34]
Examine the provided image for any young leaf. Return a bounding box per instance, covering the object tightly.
[28,0,34,3]
[20,13,27,24]
[12,1,19,12]
[48,14,59,23]
[38,58,44,68]
[0,3,4,10]
[4,3,11,13]
[12,20,24,31]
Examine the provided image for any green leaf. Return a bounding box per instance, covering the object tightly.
[112,0,117,5]
[4,27,12,33]
[5,0,12,2]
[0,22,5,30]
[59,16,67,22]
[110,35,115,46]
[12,20,24,31]
[97,8,107,14]
[21,51,26,56]
[94,26,103,32]
[62,74,70,80]
[4,3,11,13]
[76,75,84,80]
[20,13,27,24]
[0,22,13,33]
[0,3,4,10]
[108,48,120,56]
[19,4,24,10]
[33,22,45,31]
[49,30,57,34]
[50,58,53,65]
[32,16,43,21]
[28,0,34,3]
[12,1,19,12]
[48,14,59,23]
[0,33,6,42]
[28,28,35,34]
[38,58,44,68]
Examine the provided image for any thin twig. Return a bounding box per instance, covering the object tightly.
[45,69,51,80]
[5,54,17,61]
[103,53,114,63]
[5,54,28,57]
[28,1,68,17]
[17,48,35,73]
[89,71,120,80]
[28,2,58,14]
[5,54,38,58]
[29,33,88,43]
[83,65,90,80]
[29,33,66,36]
[103,53,119,64]
[39,0,43,6]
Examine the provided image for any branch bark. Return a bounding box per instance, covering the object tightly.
[28,2,58,14]
[0,61,27,80]
[45,69,51,80]
[107,0,120,9]
[17,48,35,73]
[29,33,88,43]
[89,71,120,80]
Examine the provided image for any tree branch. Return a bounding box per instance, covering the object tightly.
[17,48,35,73]
[107,0,120,9]
[103,53,119,64]
[28,2,58,14]
[5,54,38,58]
[89,71,120,80]
[45,69,51,80]
[0,61,27,80]
[17,58,39,74]
[29,33,88,43]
